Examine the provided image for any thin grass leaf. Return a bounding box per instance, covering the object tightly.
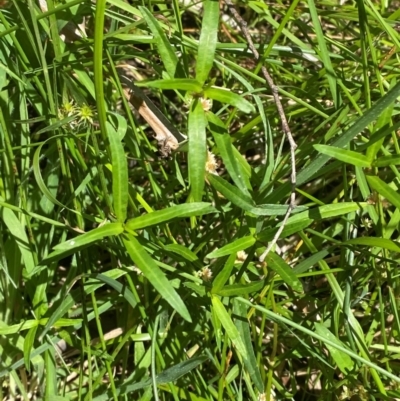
[372,155,400,167]
[24,324,39,372]
[211,253,236,293]
[195,0,219,85]
[163,244,199,262]
[216,280,264,297]
[123,234,191,322]
[313,144,371,167]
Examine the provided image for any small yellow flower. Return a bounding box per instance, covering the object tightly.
[76,104,95,126]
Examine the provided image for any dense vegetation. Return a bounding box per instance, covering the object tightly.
[1,0,400,400]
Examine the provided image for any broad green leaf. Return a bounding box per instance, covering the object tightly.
[135,78,203,93]
[123,234,191,322]
[233,300,264,392]
[211,296,247,359]
[1,205,35,275]
[313,144,371,167]
[188,100,207,202]
[265,252,303,293]
[207,236,256,259]
[372,155,400,167]
[53,223,124,250]
[139,6,185,78]
[24,324,39,372]
[344,237,400,252]
[211,253,236,292]
[106,121,128,222]
[125,203,216,231]
[366,175,400,210]
[207,112,251,194]
[314,323,354,374]
[196,0,219,84]
[204,87,255,114]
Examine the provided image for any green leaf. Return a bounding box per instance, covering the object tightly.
[233,300,264,392]
[125,203,216,231]
[344,237,400,252]
[295,81,400,187]
[207,174,306,216]
[366,175,400,210]
[314,323,354,374]
[24,324,39,372]
[216,280,264,297]
[206,236,256,259]
[139,6,185,78]
[135,79,203,93]
[265,252,303,293]
[211,296,247,359]
[204,87,255,114]
[123,234,191,322]
[53,223,124,250]
[1,204,35,275]
[195,0,219,85]
[211,253,236,293]
[188,99,207,202]
[163,244,199,262]
[94,274,137,309]
[372,155,400,167]
[207,112,251,194]
[313,144,371,167]
[106,122,128,222]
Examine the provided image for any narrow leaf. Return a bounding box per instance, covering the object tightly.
[135,79,203,93]
[314,323,354,374]
[196,0,219,84]
[367,175,400,210]
[123,234,191,322]
[344,237,400,252]
[211,296,247,359]
[212,253,237,293]
[207,236,255,259]
[188,100,207,202]
[204,87,255,114]
[126,203,216,231]
[106,122,128,222]
[313,144,371,167]
[265,252,303,293]
[53,223,124,250]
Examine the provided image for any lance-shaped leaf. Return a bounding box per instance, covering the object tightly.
[313,144,371,168]
[125,202,216,231]
[204,87,255,114]
[135,78,203,93]
[123,234,191,322]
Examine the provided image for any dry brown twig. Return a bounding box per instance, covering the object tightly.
[225,0,297,263]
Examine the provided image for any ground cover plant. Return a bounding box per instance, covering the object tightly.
[1,0,400,400]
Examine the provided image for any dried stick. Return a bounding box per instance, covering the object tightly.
[225,0,297,262]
